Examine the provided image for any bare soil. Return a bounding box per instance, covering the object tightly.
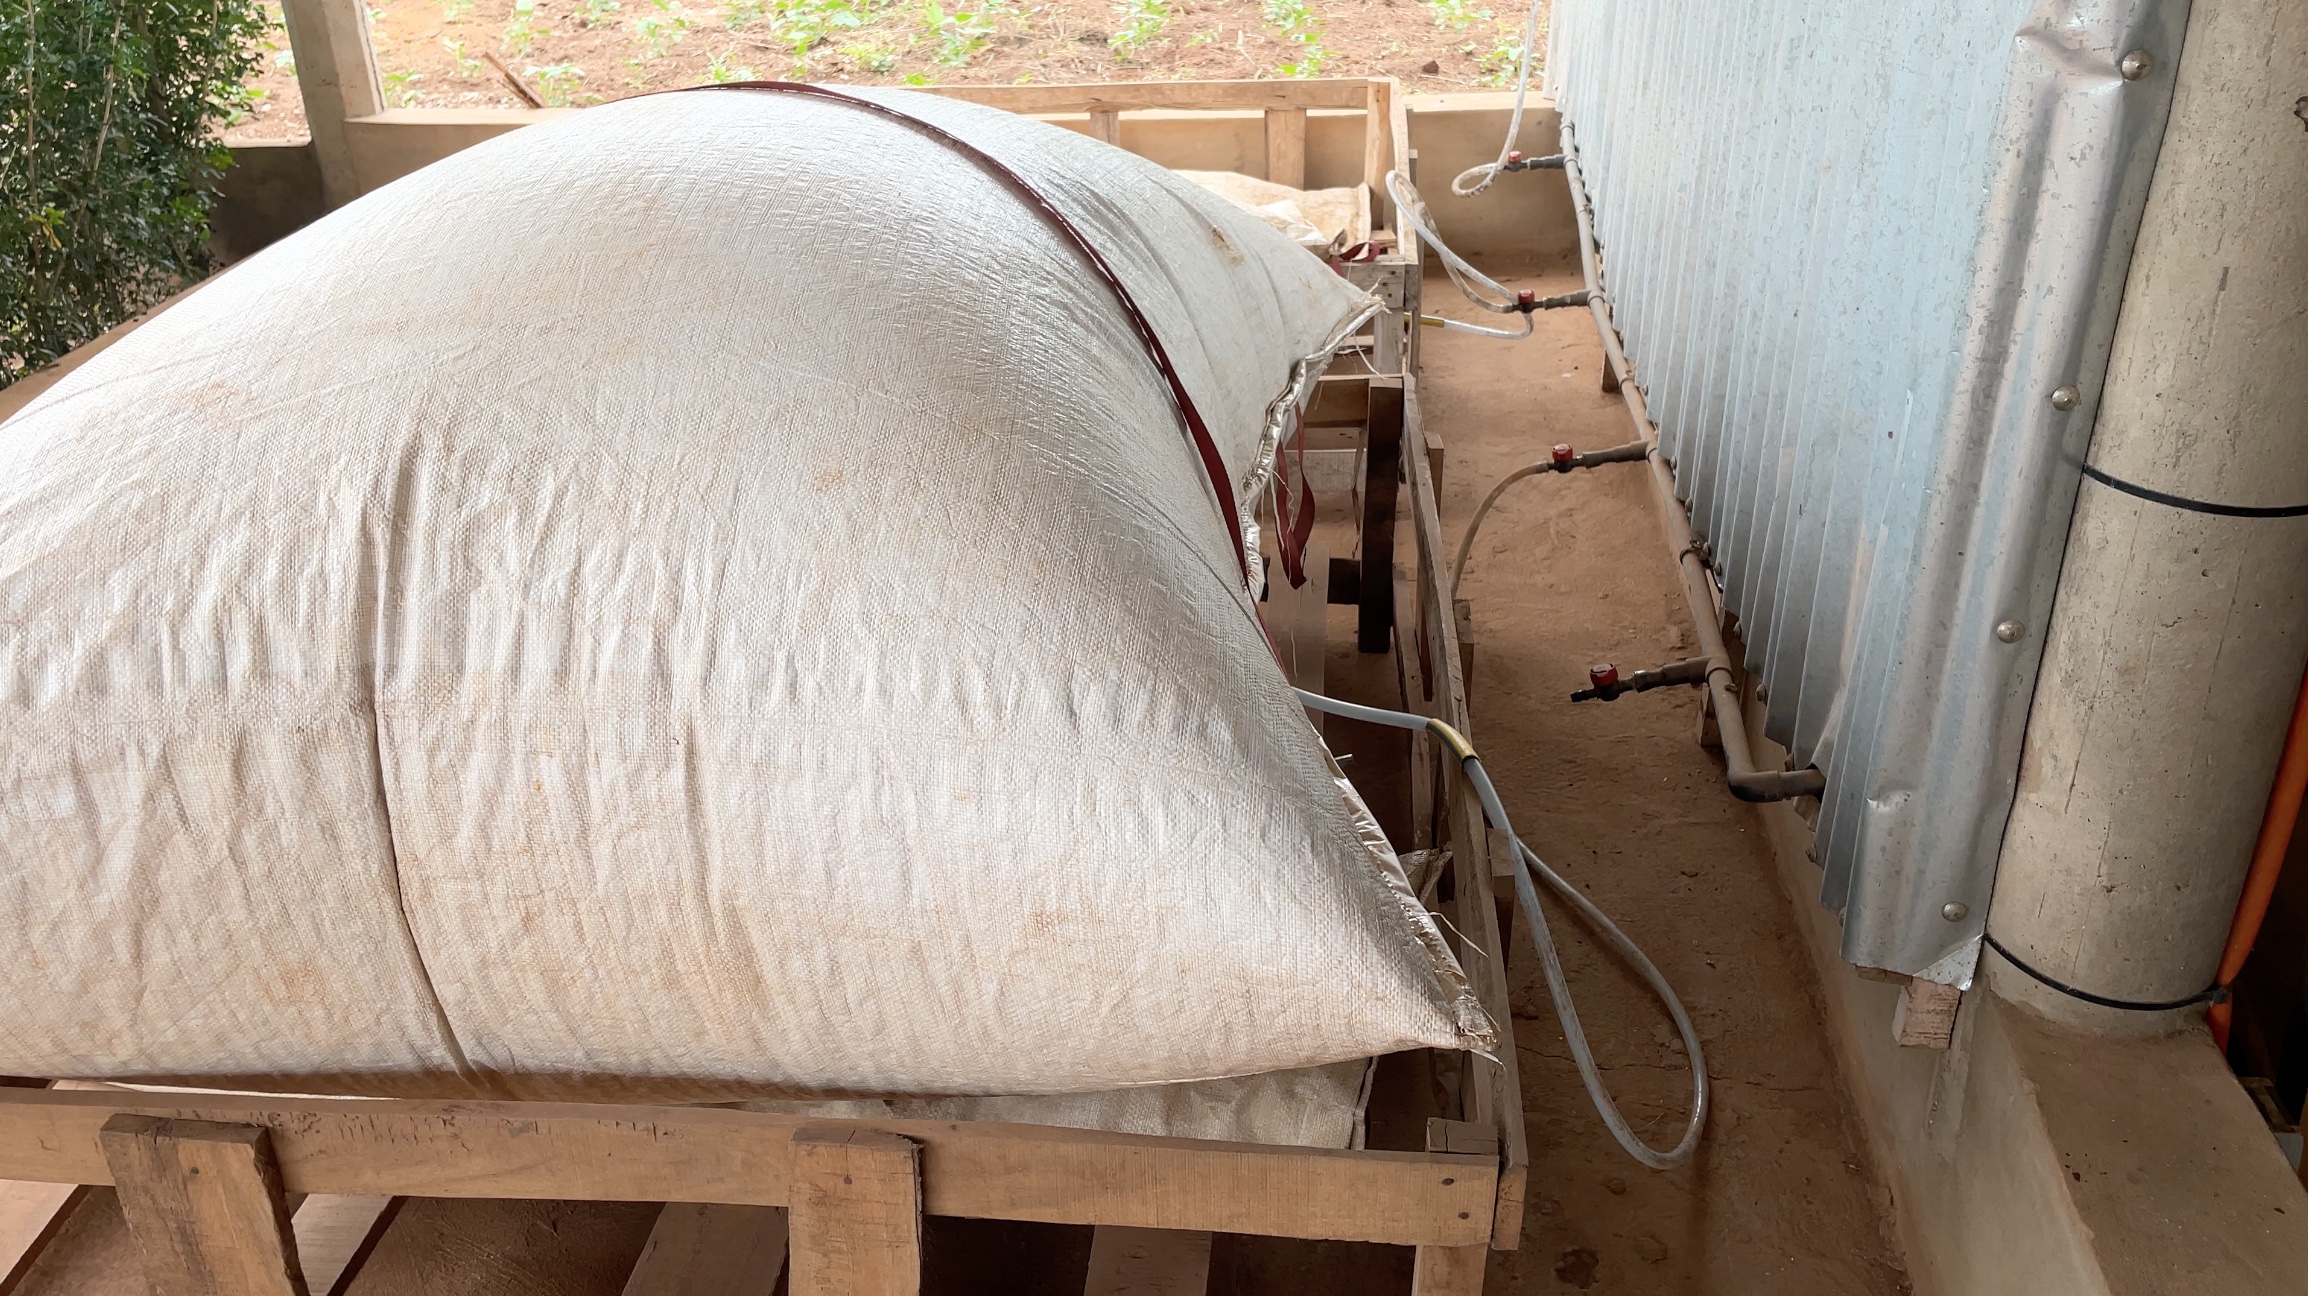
[231,0,1544,143]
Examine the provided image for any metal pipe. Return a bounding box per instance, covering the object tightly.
[1561,125,1825,804]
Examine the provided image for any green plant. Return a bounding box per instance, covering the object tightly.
[382,67,425,106]
[901,69,930,84]
[921,0,1001,66]
[699,48,757,81]
[722,0,762,25]
[582,0,623,24]
[1473,30,1520,85]
[1261,0,1325,77]
[767,0,867,69]
[1107,0,1165,59]
[634,0,693,57]
[442,0,475,20]
[444,36,484,73]
[842,41,897,71]
[527,61,585,103]
[1422,0,1485,30]
[502,0,549,52]
[2,0,267,383]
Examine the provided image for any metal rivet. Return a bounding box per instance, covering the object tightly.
[2050,384,2082,411]
[1995,620,2025,643]
[1942,901,1970,922]
[2119,49,2154,80]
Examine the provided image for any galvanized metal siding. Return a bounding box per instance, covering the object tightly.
[1545,0,2189,981]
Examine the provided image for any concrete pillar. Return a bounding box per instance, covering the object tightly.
[1985,0,2308,1029]
[278,0,384,209]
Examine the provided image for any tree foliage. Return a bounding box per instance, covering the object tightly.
[1,0,268,384]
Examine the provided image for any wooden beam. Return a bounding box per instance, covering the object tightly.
[0,1092,1495,1249]
[1358,376,1404,653]
[290,1196,399,1296]
[1087,110,1122,147]
[1409,1121,1489,1294]
[923,80,1369,114]
[787,1128,919,1296]
[622,1204,788,1296]
[277,0,383,207]
[99,1115,309,1296]
[1404,397,1531,1251]
[0,1182,89,1294]
[1409,1244,1486,1296]
[1082,1226,1210,1296]
[1893,980,1962,1050]
[1264,108,1307,189]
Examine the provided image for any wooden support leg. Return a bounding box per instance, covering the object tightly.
[99,1115,309,1296]
[1359,376,1405,653]
[0,1182,91,1293]
[1263,107,1307,189]
[1082,1226,1210,1296]
[622,1203,789,1296]
[1088,110,1122,147]
[1409,1243,1487,1295]
[787,1128,920,1296]
[290,1196,399,1296]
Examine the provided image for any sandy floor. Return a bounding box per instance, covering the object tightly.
[1418,260,1910,1295]
[10,258,1908,1296]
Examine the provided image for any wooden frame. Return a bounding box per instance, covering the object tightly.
[3,79,1515,1296]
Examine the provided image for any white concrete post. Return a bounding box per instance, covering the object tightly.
[1985,0,2308,1030]
[278,0,384,208]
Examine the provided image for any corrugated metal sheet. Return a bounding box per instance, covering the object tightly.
[1544,0,2189,982]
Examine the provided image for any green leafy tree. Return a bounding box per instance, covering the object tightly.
[2,0,268,384]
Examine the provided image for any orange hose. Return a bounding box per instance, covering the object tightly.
[2211,661,2308,1052]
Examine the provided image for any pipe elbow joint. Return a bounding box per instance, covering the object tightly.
[1727,768,1827,803]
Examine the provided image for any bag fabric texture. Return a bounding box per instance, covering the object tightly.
[0,88,1492,1100]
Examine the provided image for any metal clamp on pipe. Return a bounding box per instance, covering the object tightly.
[1562,125,1826,805]
[1571,657,1710,702]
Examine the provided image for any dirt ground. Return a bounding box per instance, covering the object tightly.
[10,258,1908,1295]
[1416,261,1910,1295]
[231,0,1543,142]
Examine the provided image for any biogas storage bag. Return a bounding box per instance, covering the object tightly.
[0,87,1492,1100]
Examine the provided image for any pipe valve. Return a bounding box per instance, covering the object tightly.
[1571,656,1711,702]
[1501,152,1568,172]
[1513,288,1595,314]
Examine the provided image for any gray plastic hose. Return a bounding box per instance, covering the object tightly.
[1296,686,1710,1170]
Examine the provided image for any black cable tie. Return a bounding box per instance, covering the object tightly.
[1982,932,2226,1011]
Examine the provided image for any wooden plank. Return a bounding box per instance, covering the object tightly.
[1404,405,1530,1252]
[1087,110,1122,146]
[787,1127,919,1296]
[1409,1244,1487,1296]
[1358,377,1405,653]
[923,80,1370,114]
[1408,1123,1490,1294]
[0,1183,89,1294]
[291,1195,398,1296]
[0,1092,1495,1249]
[1306,374,1371,427]
[1264,107,1307,189]
[1454,599,1475,715]
[1362,80,1395,221]
[1892,980,1962,1050]
[99,1115,308,1296]
[1082,1226,1210,1296]
[1421,1120,1497,1159]
[622,1204,788,1296]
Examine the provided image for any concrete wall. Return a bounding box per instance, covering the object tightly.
[216,93,1574,265]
